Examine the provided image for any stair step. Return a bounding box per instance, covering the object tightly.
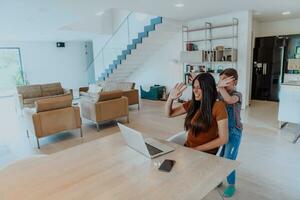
[150,17,162,25]
[105,68,113,74]
[98,76,105,81]
[127,44,136,51]
[138,31,149,39]
[101,73,108,78]
[132,38,142,45]
[122,49,131,56]
[109,64,117,70]
[113,59,121,65]
[117,54,126,61]
[144,24,155,32]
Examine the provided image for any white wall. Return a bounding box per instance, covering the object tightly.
[128,11,253,109]
[0,41,88,90]
[255,17,300,37]
[128,32,182,90]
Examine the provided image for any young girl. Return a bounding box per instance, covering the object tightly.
[165,73,228,155]
[217,68,243,198]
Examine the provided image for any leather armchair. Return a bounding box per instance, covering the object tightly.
[80,90,129,131]
[24,95,82,148]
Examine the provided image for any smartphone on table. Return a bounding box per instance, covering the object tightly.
[158,159,176,172]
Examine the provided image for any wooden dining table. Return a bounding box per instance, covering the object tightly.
[0,132,238,200]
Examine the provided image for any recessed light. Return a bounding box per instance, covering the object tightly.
[96,11,104,16]
[174,3,184,8]
[282,11,291,15]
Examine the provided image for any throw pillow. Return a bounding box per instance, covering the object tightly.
[88,84,103,94]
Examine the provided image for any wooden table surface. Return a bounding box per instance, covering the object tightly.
[0,133,238,200]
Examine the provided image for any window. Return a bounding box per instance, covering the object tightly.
[0,48,25,97]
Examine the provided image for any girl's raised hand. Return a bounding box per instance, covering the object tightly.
[218,76,235,88]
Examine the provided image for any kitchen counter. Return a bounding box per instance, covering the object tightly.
[281,81,300,86]
[278,82,300,126]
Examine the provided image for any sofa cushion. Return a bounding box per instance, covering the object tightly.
[88,84,103,94]
[41,82,64,97]
[98,90,123,102]
[35,95,72,112]
[24,96,51,105]
[80,92,100,102]
[24,93,70,105]
[17,85,42,99]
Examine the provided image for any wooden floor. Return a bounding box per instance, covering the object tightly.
[0,97,299,200]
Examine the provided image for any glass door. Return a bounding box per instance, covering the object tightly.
[0,48,25,97]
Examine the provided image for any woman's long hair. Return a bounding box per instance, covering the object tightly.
[184,73,218,136]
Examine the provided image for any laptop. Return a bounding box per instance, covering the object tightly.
[118,123,174,159]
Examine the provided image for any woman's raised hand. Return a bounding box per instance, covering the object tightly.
[169,83,187,100]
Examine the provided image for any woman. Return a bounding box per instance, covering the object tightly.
[165,73,228,154]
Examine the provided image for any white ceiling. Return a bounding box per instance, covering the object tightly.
[1,0,300,41]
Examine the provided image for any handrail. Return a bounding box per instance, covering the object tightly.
[85,11,134,71]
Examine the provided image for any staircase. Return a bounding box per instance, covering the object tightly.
[96,15,180,83]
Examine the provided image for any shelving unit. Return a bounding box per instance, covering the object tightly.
[180,18,238,84]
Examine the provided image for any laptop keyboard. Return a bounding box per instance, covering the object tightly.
[145,143,163,156]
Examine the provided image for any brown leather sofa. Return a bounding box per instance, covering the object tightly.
[80,90,129,131]
[23,95,82,148]
[122,89,139,109]
[79,82,139,109]
[17,82,72,109]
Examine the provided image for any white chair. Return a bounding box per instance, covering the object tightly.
[167,131,187,146]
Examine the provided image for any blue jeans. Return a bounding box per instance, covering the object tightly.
[220,128,241,185]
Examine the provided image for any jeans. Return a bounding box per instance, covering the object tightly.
[220,128,242,185]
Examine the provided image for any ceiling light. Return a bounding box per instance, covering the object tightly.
[282,11,291,15]
[96,11,104,16]
[174,3,184,8]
